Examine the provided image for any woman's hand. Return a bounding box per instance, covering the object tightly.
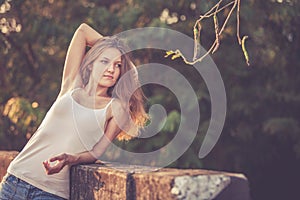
[43,153,73,175]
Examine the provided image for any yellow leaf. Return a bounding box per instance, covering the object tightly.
[171,53,181,60]
[164,50,174,58]
[241,36,250,66]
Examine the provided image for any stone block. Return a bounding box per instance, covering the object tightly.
[70,162,251,200]
[0,151,18,180]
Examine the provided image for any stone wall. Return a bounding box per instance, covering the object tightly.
[0,151,251,199]
[0,151,19,180]
[70,162,251,200]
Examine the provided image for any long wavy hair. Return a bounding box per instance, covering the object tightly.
[79,36,148,140]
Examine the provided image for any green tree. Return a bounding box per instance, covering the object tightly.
[1,0,299,199]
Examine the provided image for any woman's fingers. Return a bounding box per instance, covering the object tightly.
[43,162,62,175]
[43,155,67,175]
[43,160,52,174]
[43,153,74,175]
[49,153,67,162]
[42,160,49,170]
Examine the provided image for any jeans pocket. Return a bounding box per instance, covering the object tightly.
[0,175,17,200]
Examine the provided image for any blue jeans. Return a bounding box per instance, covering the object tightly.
[0,174,66,200]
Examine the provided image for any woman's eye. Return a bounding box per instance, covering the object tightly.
[116,63,122,68]
[100,60,108,64]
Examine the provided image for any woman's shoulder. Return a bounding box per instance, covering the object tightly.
[110,98,126,109]
[107,98,127,117]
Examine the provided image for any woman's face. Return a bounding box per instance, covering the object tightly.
[91,47,122,89]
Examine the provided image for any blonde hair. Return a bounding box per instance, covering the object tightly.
[79,36,148,140]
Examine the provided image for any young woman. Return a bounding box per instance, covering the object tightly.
[0,23,148,200]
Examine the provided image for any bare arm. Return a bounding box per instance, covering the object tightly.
[58,23,103,98]
[43,119,120,174]
[43,101,128,175]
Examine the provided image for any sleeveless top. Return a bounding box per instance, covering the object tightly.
[7,88,113,199]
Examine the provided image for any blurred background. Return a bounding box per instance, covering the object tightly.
[0,0,299,199]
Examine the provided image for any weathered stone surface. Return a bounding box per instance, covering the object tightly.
[0,151,18,180]
[70,164,129,200]
[170,174,231,199]
[132,168,250,200]
[71,162,251,200]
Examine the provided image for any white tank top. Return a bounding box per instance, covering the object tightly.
[7,88,113,199]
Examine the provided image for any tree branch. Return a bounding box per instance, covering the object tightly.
[166,0,250,66]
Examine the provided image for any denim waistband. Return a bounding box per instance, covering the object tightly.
[3,173,29,187]
[1,173,67,200]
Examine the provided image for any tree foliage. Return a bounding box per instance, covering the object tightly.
[0,0,299,199]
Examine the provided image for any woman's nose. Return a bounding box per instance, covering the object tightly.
[107,63,115,73]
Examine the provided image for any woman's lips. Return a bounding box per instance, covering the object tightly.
[103,75,113,79]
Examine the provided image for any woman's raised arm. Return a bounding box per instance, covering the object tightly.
[58,23,103,98]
